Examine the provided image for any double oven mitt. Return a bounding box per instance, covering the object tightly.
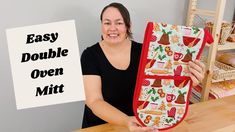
[133,22,213,130]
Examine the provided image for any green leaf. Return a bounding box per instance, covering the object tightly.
[151,97,157,102]
[152,89,156,94]
[166,119,169,123]
[155,97,159,101]
[162,55,166,59]
[186,49,190,53]
[151,97,159,102]
[155,46,159,51]
[159,45,163,52]
[158,54,166,60]
[191,51,196,54]
[192,27,199,34]
[158,55,161,60]
[147,89,152,94]
[162,29,166,34]
[167,31,172,35]
[151,96,155,102]
[178,90,181,94]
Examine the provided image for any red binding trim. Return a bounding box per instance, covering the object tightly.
[196,28,214,59]
[133,22,153,126]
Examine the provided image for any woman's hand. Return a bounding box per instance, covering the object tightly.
[126,116,158,132]
[188,60,206,86]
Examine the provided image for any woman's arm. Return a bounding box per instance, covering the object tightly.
[83,75,156,132]
[84,75,129,126]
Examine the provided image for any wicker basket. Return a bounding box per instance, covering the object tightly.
[205,22,234,45]
[213,61,235,80]
[219,26,233,44]
[205,22,213,34]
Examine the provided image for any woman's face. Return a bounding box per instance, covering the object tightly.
[101,7,128,44]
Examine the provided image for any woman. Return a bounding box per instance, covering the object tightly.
[81,2,205,132]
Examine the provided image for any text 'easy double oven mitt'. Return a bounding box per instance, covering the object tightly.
[133,22,213,130]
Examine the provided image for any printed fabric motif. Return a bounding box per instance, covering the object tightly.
[133,22,213,130]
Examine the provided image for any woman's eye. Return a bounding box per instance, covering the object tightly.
[104,22,111,25]
[117,22,124,25]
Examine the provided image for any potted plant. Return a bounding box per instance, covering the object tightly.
[154,45,167,68]
[157,54,166,68]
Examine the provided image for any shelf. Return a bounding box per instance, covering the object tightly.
[217,42,235,51]
[212,76,235,83]
[187,0,228,102]
[190,95,200,104]
[192,9,216,16]
[212,61,235,83]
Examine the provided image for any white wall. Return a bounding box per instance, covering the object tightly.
[0,0,234,132]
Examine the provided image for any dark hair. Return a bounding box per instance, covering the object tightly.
[100,2,133,39]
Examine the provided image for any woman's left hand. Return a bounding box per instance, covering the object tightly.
[188,60,206,86]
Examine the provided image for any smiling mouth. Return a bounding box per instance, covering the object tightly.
[108,33,119,38]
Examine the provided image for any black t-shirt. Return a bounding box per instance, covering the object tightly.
[81,41,142,128]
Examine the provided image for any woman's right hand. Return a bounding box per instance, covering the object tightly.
[126,116,158,132]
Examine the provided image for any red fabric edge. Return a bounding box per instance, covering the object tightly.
[133,22,153,126]
[196,28,214,60]
[204,28,214,44]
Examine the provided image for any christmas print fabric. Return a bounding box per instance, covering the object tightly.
[133,22,213,130]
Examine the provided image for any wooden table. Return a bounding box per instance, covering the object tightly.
[73,95,235,132]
